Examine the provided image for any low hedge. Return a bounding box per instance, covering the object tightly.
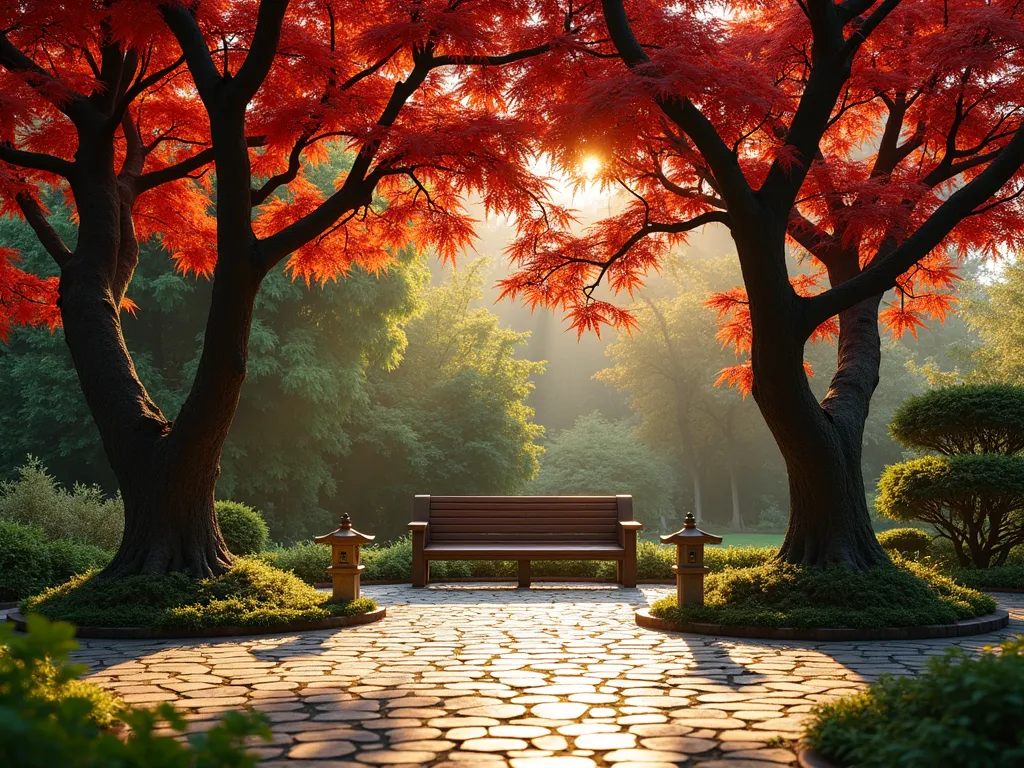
[953,564,1024,591]
[1,615,270,767]
[263,536,778,584]
[0,521,111,601]
[804,636,1024,768]
[20,559,376,630]
[650,557,995,628]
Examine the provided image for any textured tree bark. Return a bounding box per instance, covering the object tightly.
[736,221,889,569]
[54,118,254,578]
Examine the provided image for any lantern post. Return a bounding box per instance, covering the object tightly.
[314,513,374,602]
[661,512,723,606]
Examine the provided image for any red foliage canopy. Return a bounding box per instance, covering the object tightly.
[0,0,609,320]
[497,0,1024,392]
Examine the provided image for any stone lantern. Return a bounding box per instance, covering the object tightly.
[661,512,722,606]
[314,513,374,602]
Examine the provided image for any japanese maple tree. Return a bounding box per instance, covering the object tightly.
[0,0,603,577]
[502,0,1024,567]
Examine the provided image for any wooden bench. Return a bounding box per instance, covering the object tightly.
[408,495,642,588]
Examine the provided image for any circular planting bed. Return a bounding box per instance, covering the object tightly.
[635,606,1009,641]
[15,558,384,638]
[797,744,840,768]
[6,606,385,639]
[638,559,1006,640]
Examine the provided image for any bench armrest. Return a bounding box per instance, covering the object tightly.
[408,521,429,531]
[618,521,643,530]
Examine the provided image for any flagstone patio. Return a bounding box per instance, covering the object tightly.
[38,585,1024,767]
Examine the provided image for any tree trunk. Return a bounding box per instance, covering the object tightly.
[728,461,743,529]
[735,220,888,569]
[54,117,257,579]
[102,445,232,577]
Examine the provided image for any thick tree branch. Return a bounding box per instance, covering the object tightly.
[231,0,291,103]
[136,135,266,193]
[0,33,92,122]
[583,211,731,296]
[15,193,71,267]
[259,63,432,268]
[159,2,223,101]
[430,43,551,68]
[0,142,73,177]
[803,125,1024,330]
[601,0,755,214]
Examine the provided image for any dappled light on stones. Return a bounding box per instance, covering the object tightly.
[17,583,1021,766]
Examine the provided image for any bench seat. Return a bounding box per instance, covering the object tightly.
[409,495,642,587]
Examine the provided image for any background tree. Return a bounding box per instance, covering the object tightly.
[338,261,544,541]
[879,385,1024,567]
[1,0,604,576]
[502,0,1024,568]
[598,255,761,526]
[528,412,676,532]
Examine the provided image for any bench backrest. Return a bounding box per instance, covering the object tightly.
[415,495,632,545]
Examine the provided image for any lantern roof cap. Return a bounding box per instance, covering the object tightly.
[314,514,375,545]
[660,512,723,545]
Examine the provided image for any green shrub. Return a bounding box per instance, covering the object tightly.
[0,614,271,767]
[953,564,1024,591]
[21,559,376,630]
[0,521,110,601]
[876,527,931,559]
[0,459,123,551]
[215,500,269,555]
[259,541,331,583]
[267,536,776,584]
[880,384,1024,569]
[705,545,777,571]
[805,636,1024,768]
[650,558,995,628]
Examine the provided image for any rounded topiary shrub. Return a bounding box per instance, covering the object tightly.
[880,384,1024,568]
[215,501,269,555]
[876,527,931,559]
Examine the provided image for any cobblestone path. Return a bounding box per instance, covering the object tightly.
[62,584,1024,767]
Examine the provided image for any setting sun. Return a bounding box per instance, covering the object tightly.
[580,155,602,179]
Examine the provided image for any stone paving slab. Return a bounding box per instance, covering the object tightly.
[39,585,1024,766]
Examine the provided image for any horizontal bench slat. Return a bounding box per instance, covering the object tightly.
[429,505,617,514]
[430,533,618,542]
[430,528,618,536]
[430,520,618,528]
[423,545,625,559]
[428,499,618,505]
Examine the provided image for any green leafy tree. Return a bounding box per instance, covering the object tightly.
[337,261,545,540]
[878,385,1024,567]
[0,192,423,541]
[528,412,675,531]
[599,256,767,528]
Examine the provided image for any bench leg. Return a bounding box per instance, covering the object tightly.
[620,556,637,588]
[518,560,531,589]
[412,537,427,588]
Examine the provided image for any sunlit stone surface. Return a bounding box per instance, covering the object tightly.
[20,584,1020,767]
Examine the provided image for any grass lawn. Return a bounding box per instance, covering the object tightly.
[710,533,785,548]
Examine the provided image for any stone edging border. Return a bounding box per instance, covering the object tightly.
[797,743,839,768]
[634,607,1009,641]
[5,606,386,640]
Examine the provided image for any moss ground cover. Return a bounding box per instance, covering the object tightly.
[21,559,376,630]
[649,558,995,628]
